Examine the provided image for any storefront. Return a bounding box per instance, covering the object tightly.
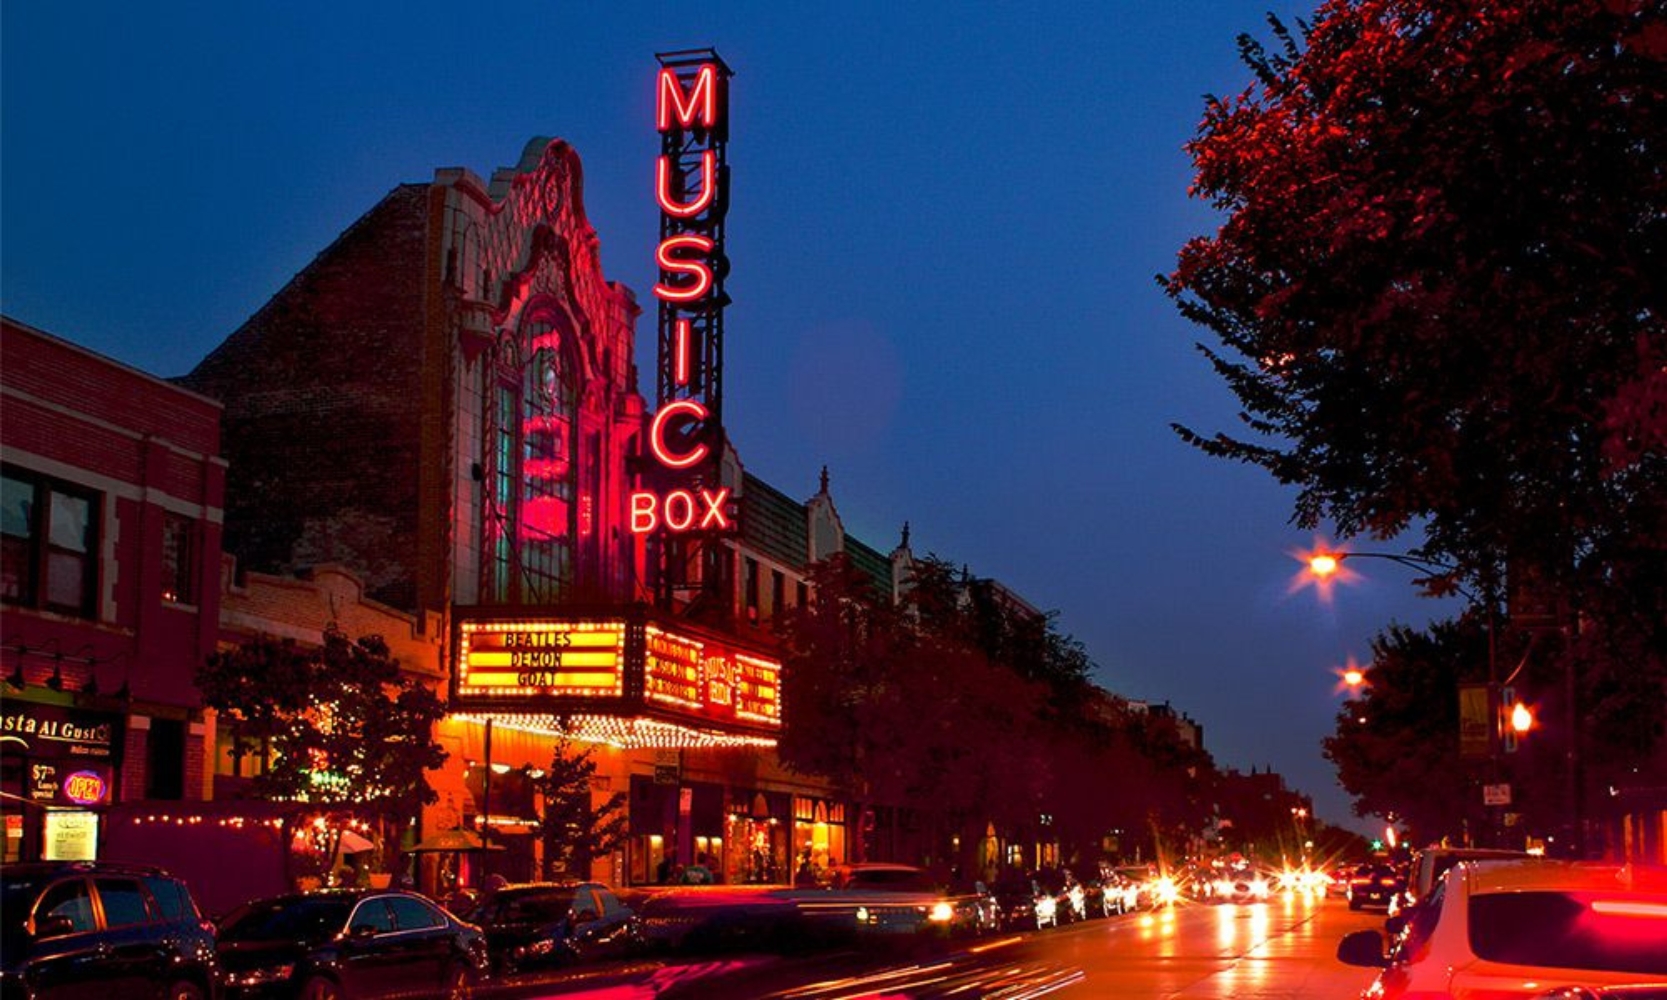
[1,698,123,863]
[447,606,784,886]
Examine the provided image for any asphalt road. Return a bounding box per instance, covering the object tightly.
[487,892,1389,999]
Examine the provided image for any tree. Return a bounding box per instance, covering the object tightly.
[777,554,1053,865]
[1321,618,1494,843]
[197,628,448,864]
[1167,0,1667,818]
[536,737,628,879]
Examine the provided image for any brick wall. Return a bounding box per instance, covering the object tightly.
[181,186,431,612]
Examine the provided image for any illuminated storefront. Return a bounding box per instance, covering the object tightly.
[450,607,787,883]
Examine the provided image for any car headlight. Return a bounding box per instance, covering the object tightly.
[928,902,955,923]
[227,963,295,987]
[856,906,871,923]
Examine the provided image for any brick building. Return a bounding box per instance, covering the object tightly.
[171,128,1067,890]
[2,316,226,862]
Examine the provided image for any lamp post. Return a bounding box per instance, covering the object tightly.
[1306,547,1515,848]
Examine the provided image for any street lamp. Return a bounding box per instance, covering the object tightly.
[1302,545,1516,847]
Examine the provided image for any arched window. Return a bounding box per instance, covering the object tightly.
[481,310,579,604]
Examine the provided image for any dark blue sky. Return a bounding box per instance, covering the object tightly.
[1,2,1456,836]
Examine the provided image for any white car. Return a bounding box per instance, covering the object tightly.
[1337,859,1667,999]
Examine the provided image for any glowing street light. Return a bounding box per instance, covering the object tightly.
[1510,701,1534,735]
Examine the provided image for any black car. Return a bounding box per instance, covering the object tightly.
[987,872,1058,931]
[1,860,220,1000]
[216,888,488,1000]
[1346,863,1407,911]
[463,882,642,975]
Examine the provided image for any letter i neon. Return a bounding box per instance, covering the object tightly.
[675,319,692,387]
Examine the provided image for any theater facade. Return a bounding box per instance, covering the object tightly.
[181,52,928,888]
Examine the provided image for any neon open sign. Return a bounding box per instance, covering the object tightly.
[633,54,735,535]
[63,770,107,806]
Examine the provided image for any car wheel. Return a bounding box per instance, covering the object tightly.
[165,981,205,1000]
[301,976,342,1000]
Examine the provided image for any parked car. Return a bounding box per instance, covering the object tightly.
[988,871,1057,931]
[944,878,1001,936]
[1346,862,1406,911]
[1390,846,1530,916]
[1097,869,1141,915]
[216,888,489,1000]
[1338,860,1667,999]
[1068,862,1131,918]
[463,881,642,975]
[1,860,220,1000]
[1114,866,1162,909]
[1030,868,1086,923]
[1327,864,1358,898]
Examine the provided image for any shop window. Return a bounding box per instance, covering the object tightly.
[1,467,98,618]
[744,558,759,620]
[214,727,271,779]
[160,513,196,605]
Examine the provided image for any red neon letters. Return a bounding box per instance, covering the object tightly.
[638,59,731,537]
[657,64,717,132]
[653,234,715,302]
[630,487,732,533]
[656,150,717,218]
[648,399,710,469]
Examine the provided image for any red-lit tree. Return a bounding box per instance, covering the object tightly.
[1168,0,1667,835]
[197,628,448,873]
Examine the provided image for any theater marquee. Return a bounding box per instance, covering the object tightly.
[452,608,781,748]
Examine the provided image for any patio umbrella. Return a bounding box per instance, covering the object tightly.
[338,829,375,854]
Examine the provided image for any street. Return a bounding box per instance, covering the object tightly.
[487,893,1386,999]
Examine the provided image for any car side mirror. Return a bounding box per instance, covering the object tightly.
[1336,929,1390,968]
[34,916,76,940]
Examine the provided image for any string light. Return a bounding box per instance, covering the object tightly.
[452,712,777,749]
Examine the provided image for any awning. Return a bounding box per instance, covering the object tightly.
[338,830,375,854]
[407,829,505,853]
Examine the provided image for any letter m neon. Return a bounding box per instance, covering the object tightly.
[657,64,718,132]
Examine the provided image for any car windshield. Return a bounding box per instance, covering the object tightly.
[481,891,576,925]
[219,897,354,943]
[1469,891,1667,976]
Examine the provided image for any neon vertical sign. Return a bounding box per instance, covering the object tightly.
[634,49,735,537]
